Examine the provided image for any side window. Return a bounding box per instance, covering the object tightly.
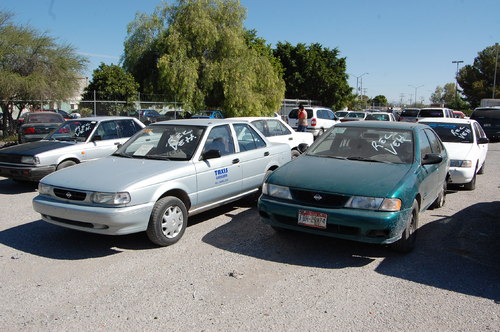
[117,120,141,138]
[252,120,269,136]
[419,130,433,158]
[268,120,290,136]
[317,110,326,119]
[95,121,119,140]
[424,129,442,154]
[203,125,235,156]
[233,124,266,151]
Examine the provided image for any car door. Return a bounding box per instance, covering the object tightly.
[423,128,447,206]
[417,129,439,209]
[473,122,488,168]
[233,123,272,191]
[82,120,125,161]
[194,124,242,206]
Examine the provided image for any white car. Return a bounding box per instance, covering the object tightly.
[364,112,396,121]
[231,117,314,158]
[419,118,488,190]
[286,106,339,137]
[32,119,291,246]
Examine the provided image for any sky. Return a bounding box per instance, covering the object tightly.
[2,0,499,106]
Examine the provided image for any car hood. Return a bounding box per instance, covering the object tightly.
[41,156,194,192]
[268,155,413,197]
[0,140,75,156]
[442,142,473,160]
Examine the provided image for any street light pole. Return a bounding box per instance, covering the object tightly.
[351,73,368,109]
[409,84,423,107]
[493,43,498,99]
[452,60,464,105]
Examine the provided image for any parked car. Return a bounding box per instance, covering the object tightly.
[190,110,224,119]
[161,110,192,120]
[231,117,314,158]
[18,112,65,143]
[470,106,500,141]
[32,119,291,246]
[418,107,454,120]
[0,116,144,182]
[365,112,396,121]
[399,108,420,122]
[340,111,368,122]
[419,118,488,190]
[287,106,339,137]
[258,121,449,253]
[335,110,351,119]
[452,111,466,119]
[137,109,164,124]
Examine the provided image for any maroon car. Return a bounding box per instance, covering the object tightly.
[18,112,65,143]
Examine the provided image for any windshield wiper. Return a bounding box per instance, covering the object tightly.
[112,152,133,158]
[346,156,388,163]
[143,155,171,160]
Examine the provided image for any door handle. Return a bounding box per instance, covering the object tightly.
[232,158,240,164]
[288,137,293,140]
[264,151,270,156]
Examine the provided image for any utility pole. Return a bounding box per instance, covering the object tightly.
[493,43,499,99]
[409,85,423,107]
[452,60,464,105]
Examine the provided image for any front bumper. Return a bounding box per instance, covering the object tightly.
[0,164,56,182]
[258,195,411,244]
[33,195,155,235]
[448,166,475,184]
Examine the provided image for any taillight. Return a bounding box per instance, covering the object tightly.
[23,127,36,134]
[311,118,317,126]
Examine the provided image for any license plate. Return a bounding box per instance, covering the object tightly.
[298,210,327,229]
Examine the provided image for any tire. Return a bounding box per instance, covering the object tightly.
[463,172,476,191]
[56,160,77,170]
[291,150,300,159]
[477,160,485,174]
[430,181,446,209]
[146,196,187,246]
[390,200,418,253]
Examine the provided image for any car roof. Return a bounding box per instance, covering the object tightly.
[228,117,280,121]
[73,116,139,121]
[418,118,476,125]
[338,120,424,130]
[152,118,251,126]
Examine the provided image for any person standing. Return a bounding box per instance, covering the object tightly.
[297,104,308,132]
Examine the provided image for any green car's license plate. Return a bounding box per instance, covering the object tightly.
[298,210,327,229]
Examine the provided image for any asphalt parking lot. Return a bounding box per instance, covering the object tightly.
[0,144,499,331]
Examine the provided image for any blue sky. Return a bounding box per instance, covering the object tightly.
[2,0,499,106]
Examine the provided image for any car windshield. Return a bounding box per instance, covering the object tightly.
[419,109,443,117]
[307,126,414,164]
[401,109,419,117]
[365,114,389,121]
[346,112,365,118]
[114,124,205,160]
[26,113,64,123]
[45,120,97,142]
[424,123,473,143]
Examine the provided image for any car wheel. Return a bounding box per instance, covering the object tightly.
[147,196,187,246]
[291,150,300,159]
[463,172,476,191]
[390,200,418,253]
[477,160,485,174]
[56,160,76,170]
[430,181,446,209]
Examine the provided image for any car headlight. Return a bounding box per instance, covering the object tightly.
[38,182,52,195]
[262,183,292,200]
[21,156,40,165]
[450,160,472,168]
[345,196,401,212]
[91,192,131,205]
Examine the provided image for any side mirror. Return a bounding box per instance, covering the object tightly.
[478,137,489,144]
[201,149,221,160]
[297,143,309,154]
[422,153,443,165]
[92,135,102,142]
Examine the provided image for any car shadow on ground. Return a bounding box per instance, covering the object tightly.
[203,201,500,301]
[0,177,38,194]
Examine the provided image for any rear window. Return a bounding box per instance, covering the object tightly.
[471,108,500,120]
[419,109,444,117]
[424,123,473,143]
[401,109,420,117]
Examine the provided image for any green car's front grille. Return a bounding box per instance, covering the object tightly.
[291,189,350,208]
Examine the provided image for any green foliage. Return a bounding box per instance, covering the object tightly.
[122,0,285,116]
[0,10,87,136]
[273,42,352,110]
[371,95,388,107]
[430,83,470,110]
[457,44,500,108]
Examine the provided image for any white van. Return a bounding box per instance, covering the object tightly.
[287,106,339,137]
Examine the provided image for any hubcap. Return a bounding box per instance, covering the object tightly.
[161,205,184,238]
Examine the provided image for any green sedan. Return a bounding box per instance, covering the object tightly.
[258,121,450,252]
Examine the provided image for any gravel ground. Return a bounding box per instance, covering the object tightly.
[0,143,499,331]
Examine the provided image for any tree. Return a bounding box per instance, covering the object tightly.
[371,95,387,107]
[0,10,87,137]
[80,63,139,116]
[122,0,285,117]
[457,44,500,108]
[273,42,352,110]
[430,83,469,110]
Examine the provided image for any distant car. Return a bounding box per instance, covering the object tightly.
[335,110,351,119]
[32,119,291,247]
[452,111,466,119]
[340,111,368,122]
[231,117,314,158]
[161,110,192,120]
[18,112,65,143]
[418,107,454,120]
[287,106,339,137]
[419,118,488,190]
[259,121,449,253]
[365,112,396,121]
[0,116,144,182]
[399,108,420,122]
[137,110,163,124]
[470,107,500,141]
[190,110,224,119]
